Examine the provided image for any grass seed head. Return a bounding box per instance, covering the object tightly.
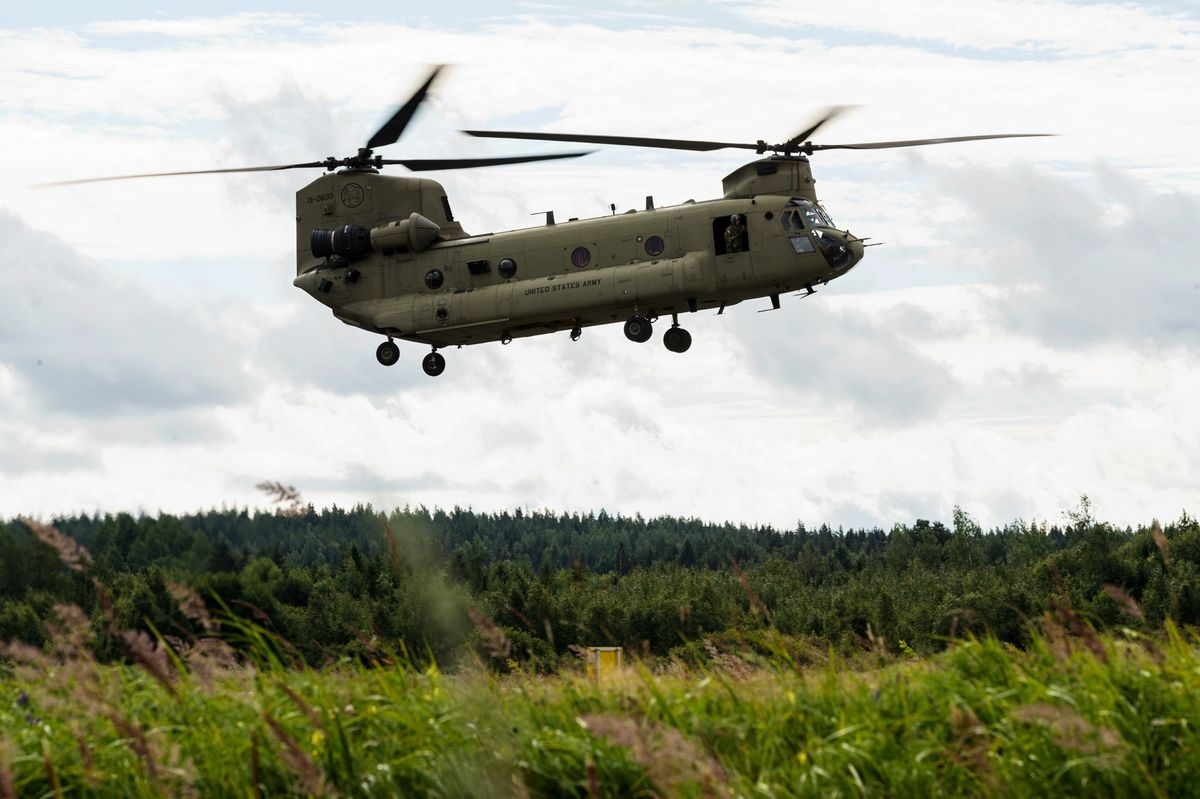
[469,608,512,660]
[264,713,329,797]
[0,746,14,799]
[1151,518,1170,570]
[1011,703,1123,758]
[166,580,215,633]
[581,713,729,796]
[1102,585,1145,621]
[25,520,92,573]
[120,629,178,697]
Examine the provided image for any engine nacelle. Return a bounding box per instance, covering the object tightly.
[370,212,442,255]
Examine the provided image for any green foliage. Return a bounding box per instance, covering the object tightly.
[2,505,1199,668]
[4,614,1200,797]
[4,500,1200,795]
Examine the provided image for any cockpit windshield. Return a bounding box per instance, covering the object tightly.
[788,198,835,228]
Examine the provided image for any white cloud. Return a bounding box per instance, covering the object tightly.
[2,7,1198,530]
[741,0,1200,56]
[0,211,258,415]
[932,162,1200,347]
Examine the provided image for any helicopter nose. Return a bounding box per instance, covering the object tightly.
[814,229,861,273]
[845,235,865,268]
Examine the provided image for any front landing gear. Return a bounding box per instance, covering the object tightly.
[376,339,400,367]
[422,350,446,377]
[623,315,653,343]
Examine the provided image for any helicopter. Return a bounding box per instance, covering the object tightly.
[50,67,1050,377]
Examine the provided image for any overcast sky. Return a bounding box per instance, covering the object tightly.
[1,1,1197,530]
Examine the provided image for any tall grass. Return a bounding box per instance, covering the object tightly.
[4,608,1200,796]
[4,519,1200,796]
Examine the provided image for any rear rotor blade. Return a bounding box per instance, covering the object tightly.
[463,129,761,152]
[35,161,329,187]
[367,65,444,150]
[809,133,1055,152]
[383,151,593,171]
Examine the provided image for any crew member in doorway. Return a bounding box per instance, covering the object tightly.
[724,214,746,253]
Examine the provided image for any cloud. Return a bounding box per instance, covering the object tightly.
[0,423,101,476]
[933,163,1200,348]
[2,8,1199,532]
[0,210,257,416]
[210,80,341,206]
[732,298,960,425]
[740,0,1200,56]
[248,303,433,396]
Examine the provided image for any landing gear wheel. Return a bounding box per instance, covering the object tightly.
[376,340,400,367]
[663,327,692,353]
[422,351,446,377]
[623,316,653,343]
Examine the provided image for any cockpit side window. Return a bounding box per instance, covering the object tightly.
[787,198,835,228]
[781,208,816,253]
[781,209,806,231]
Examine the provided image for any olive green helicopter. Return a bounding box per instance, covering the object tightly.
[51,67,1049,376]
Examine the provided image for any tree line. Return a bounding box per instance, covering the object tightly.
[2,500,1197,667]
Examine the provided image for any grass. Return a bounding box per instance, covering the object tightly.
[4,517,1198,796]
[4,607,1200,798]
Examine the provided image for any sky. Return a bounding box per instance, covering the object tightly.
[1,1,1197,531]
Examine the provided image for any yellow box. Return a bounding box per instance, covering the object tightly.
[585,647,623,682]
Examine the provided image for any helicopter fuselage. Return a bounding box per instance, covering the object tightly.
[292,155,865,372]
[48,63,1042,378]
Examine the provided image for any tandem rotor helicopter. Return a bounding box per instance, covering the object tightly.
[53,67,1049,376]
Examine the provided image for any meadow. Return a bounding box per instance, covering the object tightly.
[4,598,1200,797]
[3,504,1199,796]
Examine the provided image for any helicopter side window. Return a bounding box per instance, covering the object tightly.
[790,235,815,254]
[712,215,749,255]
[781,209,816,253]
[781,210,806,231]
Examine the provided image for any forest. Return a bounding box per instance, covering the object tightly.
[2,497,1196,668]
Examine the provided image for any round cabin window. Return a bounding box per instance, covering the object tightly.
[425,269,444,289]
[644,235,665,257]
[498,258,517,278]
[570,246,591,268]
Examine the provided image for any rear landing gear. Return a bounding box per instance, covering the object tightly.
[623,315,653,343]
[422,350,446,377]
[376,339,400,367]
[663,326,692,353]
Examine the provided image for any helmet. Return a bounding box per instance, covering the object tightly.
[730,214,741,224]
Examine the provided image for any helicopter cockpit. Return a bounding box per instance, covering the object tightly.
[781,198,856,271]
[788,197,835,228]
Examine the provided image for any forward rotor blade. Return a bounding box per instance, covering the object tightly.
[35,161,329,187]
[783,105,853,151]
[809,133,1055,151]
[367,65,444,150]
[382,151,592,171]
[463,129,761,152]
